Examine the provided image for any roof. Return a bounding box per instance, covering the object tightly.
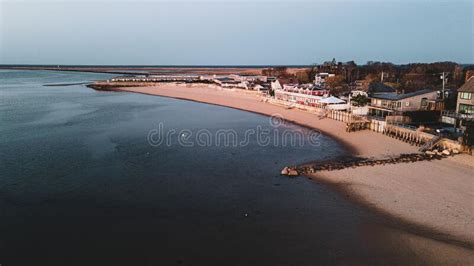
[308,86,326,91]
[368,82,396,93]
[370,89,435,101]
[216,77,235,81]
[320,96,345,104]
[459,76,474,93]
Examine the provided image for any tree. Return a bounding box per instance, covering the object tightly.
[295,70,310,83]
[364,73,379,84]
[351,94,369,107]
[326,75,345,88]
[269,89,275,97]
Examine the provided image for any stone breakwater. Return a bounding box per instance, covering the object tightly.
[281,151,459,177]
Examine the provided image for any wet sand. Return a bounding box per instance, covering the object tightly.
[108,83,474,258]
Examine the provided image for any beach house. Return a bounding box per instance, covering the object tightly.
[368,89,438,118]
[456,76,474,115]
[441,76,474,127]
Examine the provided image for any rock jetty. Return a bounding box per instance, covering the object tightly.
[281,149,459,177]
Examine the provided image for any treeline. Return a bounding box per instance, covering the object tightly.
[264,60,474,93]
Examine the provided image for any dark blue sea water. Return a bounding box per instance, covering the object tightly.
[0,70,421,265]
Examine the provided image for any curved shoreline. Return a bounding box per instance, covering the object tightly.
[99,84,416,158]
[107,87,359,155]
[93,84,474,257]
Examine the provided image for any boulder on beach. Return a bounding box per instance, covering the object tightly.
[442,150,450,156]
[425,150,435,156]
[288,168,299,176]
[281,167,289,175]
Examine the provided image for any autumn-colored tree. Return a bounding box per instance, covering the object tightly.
[298,61,467,92]
[326,75,345,88]
[295,70,310,83]
[364,73,379,83]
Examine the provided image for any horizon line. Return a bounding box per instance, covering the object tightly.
[1,62,473,68]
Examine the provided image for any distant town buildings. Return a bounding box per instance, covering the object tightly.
[110,75,201,82]
[213,77,248,89]
[229,74,268,83]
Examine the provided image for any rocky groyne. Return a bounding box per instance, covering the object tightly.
[282,149,459,177]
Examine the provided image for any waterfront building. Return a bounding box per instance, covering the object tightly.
[275,89,323,106]
[456,76,474,115]
[441,76,474,128]
[320,96,348,110]
[214,77,248,89]
[368,89,438,118]
[282,84,329,97]
[274,83,331,107]
[229,74,268,83]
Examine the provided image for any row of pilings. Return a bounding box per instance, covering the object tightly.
[345,121,370,132]
[344,121,437,147]
[382,124,433,146]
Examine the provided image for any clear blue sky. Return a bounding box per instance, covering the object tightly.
[1,0,472,65]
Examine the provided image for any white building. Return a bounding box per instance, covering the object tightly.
[271,80,282,91]
[314,73,335,86]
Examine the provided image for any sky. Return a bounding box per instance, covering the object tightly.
[0,0,473,65]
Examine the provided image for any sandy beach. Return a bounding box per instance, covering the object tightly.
[108,84,473,255]
[112,83,421,157]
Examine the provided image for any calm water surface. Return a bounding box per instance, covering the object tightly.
[1,70,423,265]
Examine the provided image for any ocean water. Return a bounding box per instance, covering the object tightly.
[0,70,421,265]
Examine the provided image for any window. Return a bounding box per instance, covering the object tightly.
[459,92,472,100]
[458,104,474,114]
[421,98,428,107]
